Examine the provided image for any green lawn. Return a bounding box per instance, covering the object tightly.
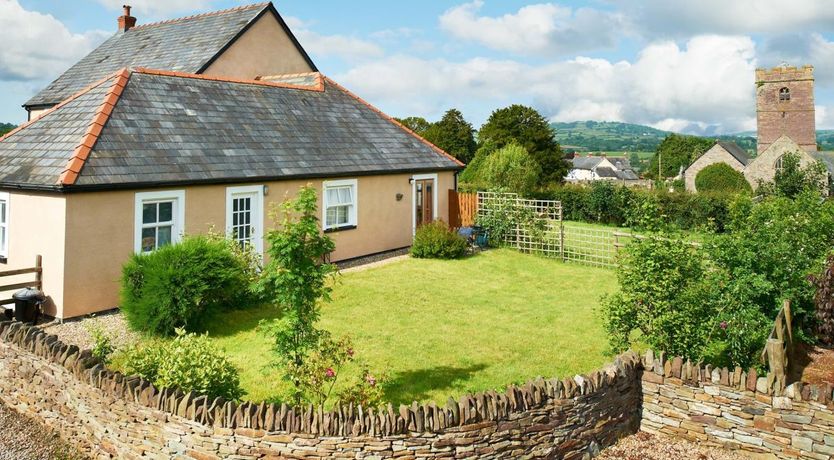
[203,249,616,405]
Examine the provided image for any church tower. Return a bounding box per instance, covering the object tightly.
[756,64,817,154]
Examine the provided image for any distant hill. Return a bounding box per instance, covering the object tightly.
[0,123,14,136]
[552,121,758,154]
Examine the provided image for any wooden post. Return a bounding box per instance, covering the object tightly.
[35,255,42,290]
[766,338,787,391]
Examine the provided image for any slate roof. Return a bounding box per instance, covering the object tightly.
[595,167,618,178]
[25,3,315,109]
[716,141,751,166]
[0,69,463,190]
[810,151,834,175]
[570,156,603,170]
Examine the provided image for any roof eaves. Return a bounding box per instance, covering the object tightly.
[134,67,325,92]
[322,77,465,168]
[57,68,132,186]
[0,69,127,145]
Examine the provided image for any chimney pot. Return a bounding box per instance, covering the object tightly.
[118,4,136,32]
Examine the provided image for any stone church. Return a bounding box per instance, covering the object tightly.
[683,64,834,192]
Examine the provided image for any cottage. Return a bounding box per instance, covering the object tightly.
[0,4,462,319]
[566,155,639,182]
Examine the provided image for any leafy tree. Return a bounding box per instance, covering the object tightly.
[0,123,14,137]
[458,141,498,187]
[472,143,541,195]
[479,105,569,184]
[395,116,431,135]
[647,134,714,178]
[256,186,337,403]
[694,163,751,194]
[757,151,828,198]
[628,151,641,171]
[422,109,477,164]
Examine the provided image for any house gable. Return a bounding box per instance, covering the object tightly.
[201,4,317,78]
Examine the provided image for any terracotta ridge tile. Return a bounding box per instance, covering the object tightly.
[131,2,269,30]
[57,68,132,186]
[0,69,128,145]
[257,71,322,80]
[132,67,324,92]
[322,77,465,168]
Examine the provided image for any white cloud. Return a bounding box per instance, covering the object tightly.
[285,17,384,62]
[0,0,108,81]
[95,0,213,18]
[626,0,834,38]
[439,1,624,56]
[335,35,758,135]
[759,33,834,87]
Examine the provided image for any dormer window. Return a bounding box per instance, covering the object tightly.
[779,87,791,102]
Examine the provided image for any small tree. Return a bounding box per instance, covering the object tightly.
[395,116,431,134]
[809,255,834,346]
[474,143,541,195]
[478,104,569,184]
[759,151,829,198]
[256,186,337,403]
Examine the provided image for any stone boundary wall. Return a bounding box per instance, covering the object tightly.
[639,350,834,459]
[0,320,642,459]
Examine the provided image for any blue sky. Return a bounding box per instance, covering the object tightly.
[3,0,834,135]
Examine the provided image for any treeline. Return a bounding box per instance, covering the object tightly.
[397,105,570,193]
[0,123,14,136]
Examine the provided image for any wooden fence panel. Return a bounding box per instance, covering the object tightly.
[448,190,478,228]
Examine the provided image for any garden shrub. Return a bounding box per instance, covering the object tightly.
[468,143,541,195]
[121,234,259,336]
[121,329,244,400]
[411,221,468,259]
[694,163,751,194]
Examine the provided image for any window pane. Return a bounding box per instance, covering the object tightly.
[157,226,172,248]
[326,208,336,226]
[0,227,6,252]
[326,188,339,204]
[0,201,6,224]
[158,202,173,222]
[142,203,157,224]
[338,187,351,204]
[141,227,156,252]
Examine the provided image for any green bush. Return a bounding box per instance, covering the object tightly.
[121,329,244,400]
[411,221,468,259]
[694,163,751,194]
[468,143,541,195]
[121,234,259,336]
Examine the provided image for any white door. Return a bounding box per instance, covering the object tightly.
[226,186,264,255]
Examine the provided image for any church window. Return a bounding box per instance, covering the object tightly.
[779,87,791,102]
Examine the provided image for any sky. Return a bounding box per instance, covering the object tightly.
[3,0,834,135]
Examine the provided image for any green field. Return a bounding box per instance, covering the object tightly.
[201,249,616,405]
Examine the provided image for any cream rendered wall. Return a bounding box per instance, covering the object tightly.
[203,12,314,79]
[3,192,66,317]
[61,171,455,317]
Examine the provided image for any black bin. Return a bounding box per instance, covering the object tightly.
[13,288,44,324]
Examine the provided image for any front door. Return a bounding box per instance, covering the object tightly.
[414,178,434,229]
[226,186,264,255]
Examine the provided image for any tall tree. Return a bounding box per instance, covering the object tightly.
[647,134,714,179]
[478,105,569,184]
[421,109,477,164]
[395,116,431,135]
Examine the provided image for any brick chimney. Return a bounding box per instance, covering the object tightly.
[118,5,136,32]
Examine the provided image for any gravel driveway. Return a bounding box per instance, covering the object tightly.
[0,402,85,460]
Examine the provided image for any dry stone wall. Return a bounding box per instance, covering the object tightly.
[0,320,642,459]
[640,350,834,459]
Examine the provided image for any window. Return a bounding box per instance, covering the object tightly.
[0,192,8,259]
[226,185,263,254]
[134,190,185,253]
[774,155,785,174]
[322,179,358,231]
[779,87,791,102]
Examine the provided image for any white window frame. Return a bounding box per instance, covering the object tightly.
[134,190,185,253]
[411,173,439,235]
[0,192,9,259]
[226,185,264,255]
[322,179,358,231]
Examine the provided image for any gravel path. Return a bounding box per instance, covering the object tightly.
[40,310,138,351]
[0,402,85,460]
[598,431,761,460]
